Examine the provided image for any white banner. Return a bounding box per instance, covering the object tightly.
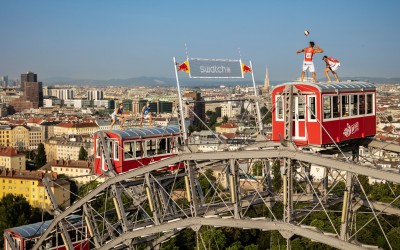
[188,58,243,78]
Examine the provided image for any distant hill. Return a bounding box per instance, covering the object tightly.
[331,77,400,84]
[42,76,400,87]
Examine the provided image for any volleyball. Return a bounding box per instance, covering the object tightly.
[304,30,310,36]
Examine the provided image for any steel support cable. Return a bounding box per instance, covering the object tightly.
[47,177,120,231]
[357,99,400,154]
[156,168,182,220]
[295,191,344,226]
[148,173,190,219]
[284,87,398,163]
[290,170,314,210]
[187,105,225,145]
[236,162,278,220]
[46,173,104,209]
[297,90,348,160]
[295,85,380,166]
[114,181,154,224]
[198,162,229,203]
[387,183,396,197]
[33,148,400,250]
[197,168,236,217]
[238,162,282,215]
[296,161,340,236]
[236,98,263,140]
[353,175,393,250]
[202,163,233,215]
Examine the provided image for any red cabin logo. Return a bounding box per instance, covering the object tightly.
[343,122,359,138]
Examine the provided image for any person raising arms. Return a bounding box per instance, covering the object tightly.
[296,41,324,82]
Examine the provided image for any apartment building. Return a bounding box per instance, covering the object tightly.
[42,159,100,186]
[11,125,30,150]
[44,137,93,162]
[53,122,98,136]
[0,147,25,170]
[0,125,12,147]
[0,169,70,209]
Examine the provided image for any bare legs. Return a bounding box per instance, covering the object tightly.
[110,117,124,130]
[109,118,116,130]
[332,71,340,82]
[312,72,316,82]
[324,68,340,82]
[324,68,332,82]
[300,71,317,82]
[140,115,152,128]
[120,117,124,129]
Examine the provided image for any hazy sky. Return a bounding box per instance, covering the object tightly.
[1,1,399,82]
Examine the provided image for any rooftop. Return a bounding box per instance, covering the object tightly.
[0,147,24,157]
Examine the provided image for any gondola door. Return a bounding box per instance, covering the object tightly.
[101,139,114,172]
[292,95,306,140]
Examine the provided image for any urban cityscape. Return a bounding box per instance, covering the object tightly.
[2,1,400,250]
[0,69,400,249]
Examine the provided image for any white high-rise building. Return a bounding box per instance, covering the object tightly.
[56,89,74,100]
[0,76,8,88]
[47,88,74,100]
[87,90,104,100]
[221,101,233,118]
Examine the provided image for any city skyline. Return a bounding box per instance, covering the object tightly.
[1,1,400,82]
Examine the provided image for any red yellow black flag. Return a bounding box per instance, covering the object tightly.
[177,60,190,74]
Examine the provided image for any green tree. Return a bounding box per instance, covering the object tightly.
[160,236,179,250]
[386,226,400,250]
[252,161,263,176]
[78,146,88,161]
[58,174,79,203]
[25,150,36,161]
[272,161,282,192]
[244,244,259,250]
[79,181,101,196]
[227,241,242,250]
[0,194,33,246]
[198,169,216,196]
[215,107,221,117]
[222,115,229,123]
[260,106,272,124]
[35,143,47,169]
[197,227,226,250]
[387,115,393,123]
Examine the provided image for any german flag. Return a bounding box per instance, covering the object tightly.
[177,60,190,74]
[242,63,252,74]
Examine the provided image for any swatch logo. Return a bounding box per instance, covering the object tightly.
[200,65,232,74]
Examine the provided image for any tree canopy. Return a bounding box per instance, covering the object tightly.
[78,146,88,161]
[35,143,47,169]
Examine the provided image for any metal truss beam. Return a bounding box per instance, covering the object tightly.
[83,204,102,248]
[42,177,74,250]
[4,233,18,250]
[33,148,400,249]
[98,217,368,250]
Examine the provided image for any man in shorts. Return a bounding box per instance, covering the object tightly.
[110,103,125,129]
[140,101,153,127]
[296,41,324,82]
[322,55,341,82]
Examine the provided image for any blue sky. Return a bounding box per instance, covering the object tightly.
[1,1,399,82]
